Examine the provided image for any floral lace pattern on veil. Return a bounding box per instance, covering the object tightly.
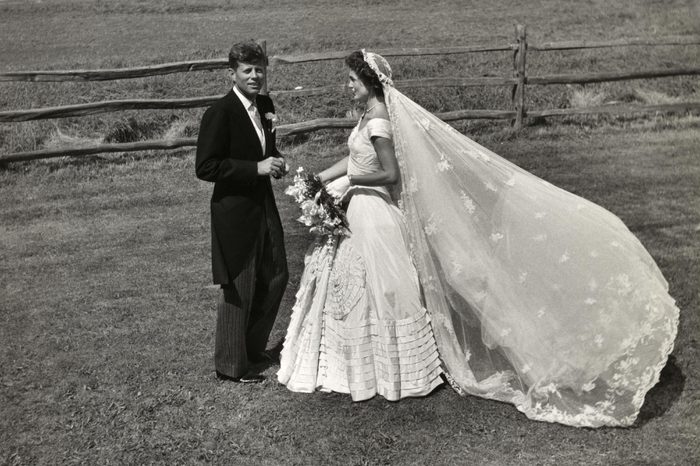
[381,82,679,427]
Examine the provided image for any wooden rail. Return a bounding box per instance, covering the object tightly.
[0,59,229,82]
[527,101,700,117]
[3,67,700,123]
[0,45,513,83]
[0,77,518,122]
[2,28,699,160]
[2,102,697,163]
[1,35,698,82]
[529,35,700,51]
[528,67,700,85]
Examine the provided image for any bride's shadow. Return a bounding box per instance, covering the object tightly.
[634,355,685,426]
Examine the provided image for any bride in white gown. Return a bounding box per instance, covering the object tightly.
[278,50,679,428]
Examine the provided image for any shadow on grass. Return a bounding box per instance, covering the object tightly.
[635,355,685,426]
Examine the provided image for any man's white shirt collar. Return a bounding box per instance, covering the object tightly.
[233,85,255,110]
[232,85,265,151]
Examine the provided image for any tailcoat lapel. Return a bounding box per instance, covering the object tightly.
[228,90,264,160]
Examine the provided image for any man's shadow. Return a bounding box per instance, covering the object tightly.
[634,355,685,425]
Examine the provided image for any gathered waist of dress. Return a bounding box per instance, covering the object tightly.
[346,153,393,199]
[347,184,391,198]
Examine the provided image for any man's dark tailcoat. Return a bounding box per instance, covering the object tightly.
[195,90,288,378]
[195,91,285,285]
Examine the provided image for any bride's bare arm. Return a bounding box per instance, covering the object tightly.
[317,157,349,183]
[347,137,399,186]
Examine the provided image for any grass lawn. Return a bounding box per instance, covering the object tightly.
[1,117,699,464]
[1,0,699,464]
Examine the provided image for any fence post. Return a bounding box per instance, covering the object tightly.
[260,39,269,95]
[512,24,527,129]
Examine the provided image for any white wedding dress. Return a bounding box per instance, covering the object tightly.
[277,118,444,401]
[279,51,679,427]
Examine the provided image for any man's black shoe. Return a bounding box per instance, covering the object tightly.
[249,350,279,364]
[216,370,266,384]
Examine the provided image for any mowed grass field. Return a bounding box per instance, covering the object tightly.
[1,1,699,464]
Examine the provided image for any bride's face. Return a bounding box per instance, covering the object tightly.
[347,70,369,103]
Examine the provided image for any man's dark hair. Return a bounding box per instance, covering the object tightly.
[228,41,268,69]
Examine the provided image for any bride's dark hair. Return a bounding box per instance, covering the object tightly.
[345,51,384,98]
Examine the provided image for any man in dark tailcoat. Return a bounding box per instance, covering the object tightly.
[196,41,288,383]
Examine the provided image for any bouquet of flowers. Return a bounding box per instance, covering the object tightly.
[285,167,350,237]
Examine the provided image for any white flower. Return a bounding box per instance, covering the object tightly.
[615,274,632,295]
[582,382,596,392]
[521,364,531,374]
[490,232,504,243]
[459,191,476,214]
[425,275,439,292]
[264,112,278,123]
[407,176,419,193]
[594,334,604,348]
[558,251,570,263]
[450,257,464,276]
[541,383,560,395]
[595,400,613,412]
[618,357,639,371]
[477,153,491,163]
[619,336,636,351]
[436,157,453,172]
[424,214,442,236]
[582,404,598,415]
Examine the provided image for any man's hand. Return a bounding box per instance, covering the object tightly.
[271,159,290,179]
[258,157,286,178]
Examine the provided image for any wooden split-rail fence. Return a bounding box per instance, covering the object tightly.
[1,25,699,163]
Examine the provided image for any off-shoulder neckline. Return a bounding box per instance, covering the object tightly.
[358,117,391,132]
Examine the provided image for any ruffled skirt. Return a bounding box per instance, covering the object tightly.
[278,189,444,401]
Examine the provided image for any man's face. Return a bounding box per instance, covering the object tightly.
[229,61,265,99]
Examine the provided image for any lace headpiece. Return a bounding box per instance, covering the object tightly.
[361,49,394,87]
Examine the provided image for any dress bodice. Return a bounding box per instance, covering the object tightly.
[347,118,392,176]
[347,118,393,197]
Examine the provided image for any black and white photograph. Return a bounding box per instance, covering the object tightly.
[1,0,698,464]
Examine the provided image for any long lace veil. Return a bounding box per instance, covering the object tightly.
[361,50,679,427]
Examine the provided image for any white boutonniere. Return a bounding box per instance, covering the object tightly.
[264,112,278,132]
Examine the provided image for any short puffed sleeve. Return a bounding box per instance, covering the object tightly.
[366,118,393,140]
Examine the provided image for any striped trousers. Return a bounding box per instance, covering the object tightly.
[215,205,288,378]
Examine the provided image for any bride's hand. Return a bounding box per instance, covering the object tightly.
[325,176,351,200]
